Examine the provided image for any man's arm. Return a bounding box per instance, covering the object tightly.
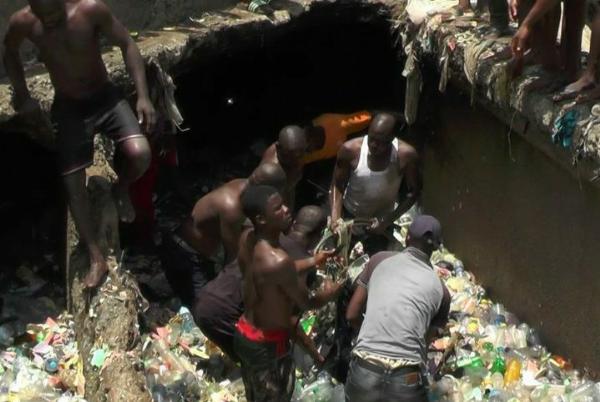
[512,0,559,57]
[345,251,395,329]
[426,283,451,344]
[379,146,421,228]
[346,286,367,330]
[219,204,244,264]
[329,144,353,225]
[290,316,325,365]
[273,255,341,311]
[91,0,155,132]
[3,12,34,110]
[294,250,333,275]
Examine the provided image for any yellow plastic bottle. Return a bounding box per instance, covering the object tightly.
[504,359,522,386]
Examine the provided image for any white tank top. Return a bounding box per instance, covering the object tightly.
[343,137,403,220]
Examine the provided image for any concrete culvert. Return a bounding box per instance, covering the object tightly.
[0,0,600,401]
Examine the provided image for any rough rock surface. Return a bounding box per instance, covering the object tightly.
[68,174,151,402]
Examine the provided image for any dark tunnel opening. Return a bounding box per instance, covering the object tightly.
[0,1,407,287]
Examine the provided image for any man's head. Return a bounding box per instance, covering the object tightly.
[29,0,66,29]
[291,205,327,248]
[276,126,307,168]
[241,185,292,233]
[367,113,396,158]
[248,162,287,193]
[406,215,443,257]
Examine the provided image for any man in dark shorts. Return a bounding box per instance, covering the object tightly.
[344,215,451,402]
[3,0,156,287]
[162,162,286,306]
[235,186,341,402]
[191,205,329,363]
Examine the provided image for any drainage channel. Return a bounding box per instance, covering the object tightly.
[0,1,599,401]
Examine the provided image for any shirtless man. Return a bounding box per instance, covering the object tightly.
[330,113,420,253]
[261,125,307,211]
[192,205,329,363]
[162,162,286,306]
[3,0,156,287]
[234,185,341,402]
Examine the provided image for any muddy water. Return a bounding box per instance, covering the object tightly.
[423,90,600,373]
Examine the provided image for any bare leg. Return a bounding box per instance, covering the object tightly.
[554,13,600,101]
[458,0,472,11]
[561,0,586,80]
[570,14,600,96]
[63,170,108,288]
[113,136,151,223]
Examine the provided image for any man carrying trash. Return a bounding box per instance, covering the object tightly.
[3,0,156,288]
[345,215,451,402]
[329,113,420,253]
[235,185,342,401]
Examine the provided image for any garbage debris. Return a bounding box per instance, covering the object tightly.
[0,314,86,401]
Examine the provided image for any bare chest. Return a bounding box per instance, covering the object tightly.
[30,20,98,62]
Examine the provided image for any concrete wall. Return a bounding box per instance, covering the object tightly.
[422,90,600,373]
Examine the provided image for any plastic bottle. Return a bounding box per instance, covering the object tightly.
[490,372,505,390]
[504,359,521,386]
[44,357,59,374]
[569,381,598,402]
[296,372,334,402]
[178,306,195,332]
[464,356,487,386]
[491,351,506,375]
[453,260,465,276]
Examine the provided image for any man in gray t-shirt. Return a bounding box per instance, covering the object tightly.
[345,215,450,402]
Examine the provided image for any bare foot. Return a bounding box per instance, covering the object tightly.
[576,86,600,104]
[84,253,108,288]
[553,74,596,103]
[112,185,136,223]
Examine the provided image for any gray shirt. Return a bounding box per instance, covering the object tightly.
[354,247,450,363]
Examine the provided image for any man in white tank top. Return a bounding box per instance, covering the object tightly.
[329,113,420,250]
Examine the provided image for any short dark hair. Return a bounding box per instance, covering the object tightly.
[240,185,279,225]
[294,205,326,235]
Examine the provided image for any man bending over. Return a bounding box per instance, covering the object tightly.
[162,163,286,305]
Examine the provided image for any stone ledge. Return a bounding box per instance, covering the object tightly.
[409,4,600,185]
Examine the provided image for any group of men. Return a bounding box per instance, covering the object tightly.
[3,1,451,401]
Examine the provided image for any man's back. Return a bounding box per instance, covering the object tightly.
[179,178,246,258]
[355,248,444,363]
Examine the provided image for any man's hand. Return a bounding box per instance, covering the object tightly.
[313,249,335,270]
[136,96,156,134]
[366,217,387,235]
[512,24,530,59]
[510,0,519,21]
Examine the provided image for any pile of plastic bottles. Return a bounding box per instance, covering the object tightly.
[142,306,245,402]
[427,249,600,402]
[0,315,86,401]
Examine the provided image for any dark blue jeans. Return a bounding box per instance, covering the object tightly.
[344,359,427,402]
